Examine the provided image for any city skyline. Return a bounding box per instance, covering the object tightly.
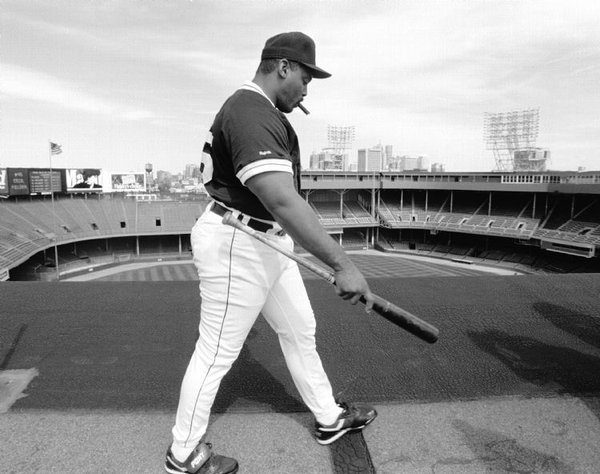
[2,0,600,174]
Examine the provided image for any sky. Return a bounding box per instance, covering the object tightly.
[1,0,599,174]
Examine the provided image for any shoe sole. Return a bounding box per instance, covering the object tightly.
[164,463,239,474]
[164,457,239,474]
[316,416,376,446]
[164,459,186,474]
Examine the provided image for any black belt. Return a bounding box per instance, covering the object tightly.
[211,202,284,235]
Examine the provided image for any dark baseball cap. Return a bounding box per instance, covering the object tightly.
[261,32,331,79]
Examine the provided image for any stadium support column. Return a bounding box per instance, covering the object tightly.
[304,189,312,202]
[372,188,377,219]
[373,185,379,245]
[48,141,60,281]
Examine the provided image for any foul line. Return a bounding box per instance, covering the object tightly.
[0,323,28,370]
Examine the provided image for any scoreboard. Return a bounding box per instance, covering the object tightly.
[29,169,63,194]
[1,167,145,196]
[0,168,65,195]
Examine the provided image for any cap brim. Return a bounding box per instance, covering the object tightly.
[300,62,331,79]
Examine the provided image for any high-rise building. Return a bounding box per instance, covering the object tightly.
[399,154,429,171]
[384,145,393,161]
[357,149,366,171]
[357,144,384,171]
[386,156,402,170]
[402,155,419,170]
[309,151,347,170]
[184,163,200,179]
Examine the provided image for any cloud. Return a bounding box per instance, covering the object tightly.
[1,64,157,121]
[2,0,599,172]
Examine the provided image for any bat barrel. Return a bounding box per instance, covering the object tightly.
[362,295,439,344]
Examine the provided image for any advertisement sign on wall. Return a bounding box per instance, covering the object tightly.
[110,173,145,192]
[0,169,7,194]
[7,168,30,195]
[66,168,104,192]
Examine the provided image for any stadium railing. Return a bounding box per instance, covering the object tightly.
[2,191,598,277]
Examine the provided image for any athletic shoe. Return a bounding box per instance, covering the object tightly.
[164,441,238,474]
[315,401,377,445]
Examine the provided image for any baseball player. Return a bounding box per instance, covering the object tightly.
[165,32,377,474]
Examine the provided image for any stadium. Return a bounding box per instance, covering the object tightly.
[2,168,600,281]
[3,0,600,470]
[2,166,600,472]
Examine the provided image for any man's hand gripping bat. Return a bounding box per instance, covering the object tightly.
[222,212,439,344]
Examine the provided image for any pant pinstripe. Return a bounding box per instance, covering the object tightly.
[171,206,341,456]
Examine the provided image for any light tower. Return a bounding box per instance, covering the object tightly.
[483,108,543,171]
[326,125,355,170]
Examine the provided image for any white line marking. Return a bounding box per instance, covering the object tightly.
[0,368,39,413]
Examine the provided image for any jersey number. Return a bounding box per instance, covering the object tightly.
[200,131,214,184]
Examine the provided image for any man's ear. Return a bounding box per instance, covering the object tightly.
[277,59,289,79]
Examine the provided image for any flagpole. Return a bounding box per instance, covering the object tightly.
[49,140,60,281]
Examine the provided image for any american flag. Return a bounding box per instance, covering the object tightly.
[50,142,63,155]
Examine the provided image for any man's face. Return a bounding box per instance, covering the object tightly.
[276,61,312,114]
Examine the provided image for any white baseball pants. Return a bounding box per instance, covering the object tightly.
[171,205,342,457]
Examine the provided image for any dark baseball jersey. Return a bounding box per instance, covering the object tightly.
[201,82,301,221]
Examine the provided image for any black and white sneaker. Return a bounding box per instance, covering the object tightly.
[315,401,377,445]
[164,441,238,474]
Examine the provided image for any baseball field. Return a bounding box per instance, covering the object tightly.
[1,254,600,473]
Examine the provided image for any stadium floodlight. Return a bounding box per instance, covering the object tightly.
[483,108,540,171]
[325,125,355,170]
[327,125,355,156]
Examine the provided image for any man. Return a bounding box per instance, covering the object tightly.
[166,32,377,474]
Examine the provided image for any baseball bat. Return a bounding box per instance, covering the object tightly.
[222,212,439,344]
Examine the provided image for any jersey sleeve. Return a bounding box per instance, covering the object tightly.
[223,100,293,185]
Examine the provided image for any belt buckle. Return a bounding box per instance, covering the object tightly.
[239,214,251,226]
[225,206,284,236]
[225,208,244,224]
[235,212,267,234]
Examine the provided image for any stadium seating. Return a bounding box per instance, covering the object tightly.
[0,197,209,272]
[311,200,376,227]
[2,185,599,278]
[377,192,541,239]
